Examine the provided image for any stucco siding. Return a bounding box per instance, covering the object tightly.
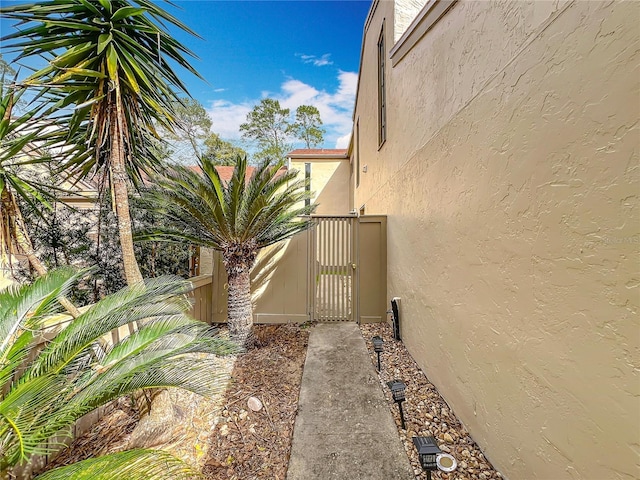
[290,158,351,215]
[354,0,639,478]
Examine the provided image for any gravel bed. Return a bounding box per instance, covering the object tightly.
[360,322,503,480]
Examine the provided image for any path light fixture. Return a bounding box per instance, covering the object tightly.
[412,436,458,479]
[412,436,441,480]
[372,336,384,371]
[386,379,407,429]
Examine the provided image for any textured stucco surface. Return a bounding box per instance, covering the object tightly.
[290,159,351,215]
[353,0,639,479]
[393,0,428,42]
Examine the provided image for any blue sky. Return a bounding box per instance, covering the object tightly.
[1,0,371,149]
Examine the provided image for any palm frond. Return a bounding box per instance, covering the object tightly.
[34,448,202,480]
[0,269,236,473]
[140,154,315,257]
[26,276,194,378]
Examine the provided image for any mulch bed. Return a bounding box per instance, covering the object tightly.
[42,397,142,472]
[360,322,503,480]
[202,324,309,480]
[42,324,309,480]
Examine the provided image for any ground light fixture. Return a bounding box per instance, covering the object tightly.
[412,436,441,479]
[372,336,384,371]
[386,379,407,429]
[412,436,458,479]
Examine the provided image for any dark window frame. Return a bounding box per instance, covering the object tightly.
[377,23,387,147]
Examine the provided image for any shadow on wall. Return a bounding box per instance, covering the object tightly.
[312,161,351,215]
[212,231,309,324]
[251,242,286,303]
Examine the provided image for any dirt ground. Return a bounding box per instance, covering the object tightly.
[201,324,309,480]
[44,324,309,480]
[43,322,503,480]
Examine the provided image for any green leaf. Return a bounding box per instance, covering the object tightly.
[106,44,118,79]
[43,20,101,32]
[111,6,146,22]
[34,449,202,480]
[97,0,112,14]
[97,33,112,54]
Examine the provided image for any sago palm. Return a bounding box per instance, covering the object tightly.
[0,0,201,285]
[140,155,314,345]
[0,267,237,478]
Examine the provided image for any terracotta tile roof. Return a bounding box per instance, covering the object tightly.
[287,148,348,157]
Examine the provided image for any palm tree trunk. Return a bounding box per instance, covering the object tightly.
[226,266,253,346]
[110,96,143,286]
[1,188,81,318]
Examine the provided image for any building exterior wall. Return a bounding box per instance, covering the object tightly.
[290,157,351,215]
[353,0,639,478]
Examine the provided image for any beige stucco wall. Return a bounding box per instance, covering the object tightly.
[290,158,351,215]
[354,0,639,479]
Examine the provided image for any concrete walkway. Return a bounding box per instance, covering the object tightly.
[287,323,415,479]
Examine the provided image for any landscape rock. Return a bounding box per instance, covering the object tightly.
[361,322,503,480]
[247,396,263,411]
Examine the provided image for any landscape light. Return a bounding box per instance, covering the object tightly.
[386,379,407,429]
[412,436,458,479]
[412,436,441,480]
[436,453,458,473]
[372,336,384,371]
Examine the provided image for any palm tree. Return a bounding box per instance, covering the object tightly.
[0,0,201,285]
[0,267,237,478]
[139,155,314,345]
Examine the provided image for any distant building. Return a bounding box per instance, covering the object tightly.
[287,149,350,215]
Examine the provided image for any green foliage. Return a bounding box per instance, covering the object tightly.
[163,97,245,166]
[0,0,201,183]
[0,55,15,85]
[239,99,293,162]
[138,155,314,255]
[0,268,238,478]
[291,105,325,149]
[1,0,205,284]
[138,154,315,343]
[0,83,62,267]
[17,192,193,303]
[203,132,246,166]
[35,449,201,480]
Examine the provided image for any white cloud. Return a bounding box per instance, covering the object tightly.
[205,99,252,140]
[275,70,357,147]
[297,53,334,67]
[335,133,351,149]
[204,70,358,149]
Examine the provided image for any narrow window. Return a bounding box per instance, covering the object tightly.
[356,119,360,188]
[378,24,386,146]
[305,162,311,208]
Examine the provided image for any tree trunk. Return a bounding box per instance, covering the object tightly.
[226,266,253,346]
[110,95,143,286]
[1,188,81,318]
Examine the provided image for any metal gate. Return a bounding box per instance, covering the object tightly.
[308,216,355,321]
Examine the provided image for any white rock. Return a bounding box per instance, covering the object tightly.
[247,396,263,411]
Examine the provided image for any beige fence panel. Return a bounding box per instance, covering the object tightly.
[189,274,213,323]
[210,215,387,324]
